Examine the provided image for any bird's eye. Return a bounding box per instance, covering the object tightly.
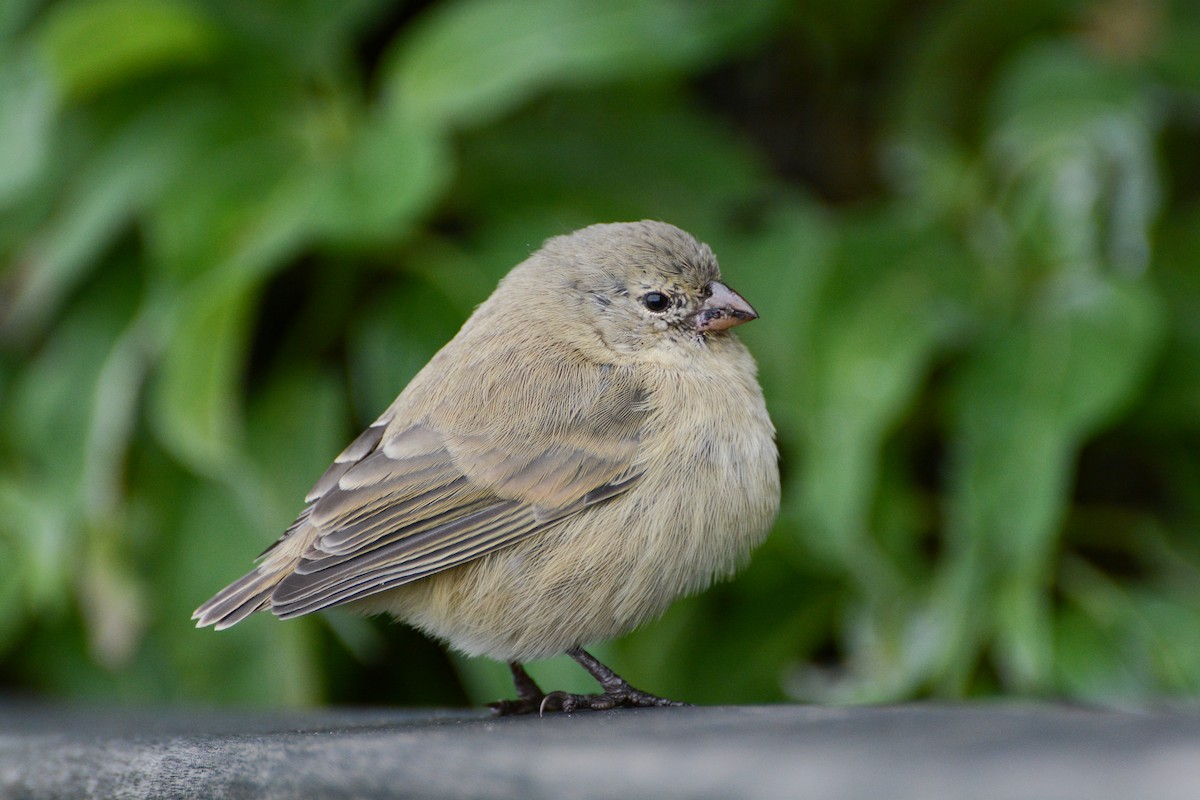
[642,292,671,312]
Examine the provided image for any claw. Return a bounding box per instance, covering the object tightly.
[487,649,688,716]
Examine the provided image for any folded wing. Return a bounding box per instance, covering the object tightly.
[193,360,648,628]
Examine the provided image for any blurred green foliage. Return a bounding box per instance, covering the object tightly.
[2,0,1199,708]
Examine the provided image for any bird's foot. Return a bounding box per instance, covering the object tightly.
[488,662,549,716]
[490,686,686,716]
[538,686,688,714]
[487,696,546,716]
[488,649,689,716]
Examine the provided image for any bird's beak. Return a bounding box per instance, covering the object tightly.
[694,281,758,333]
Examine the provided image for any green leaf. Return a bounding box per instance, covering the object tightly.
[1,98,198,338]
[1059,553,1200,700]
[151,279,254,474]
[0,48,56,207]
[456,86,767,231]
[887,0,1079,139]
[0,265,138,641]
[313,112,451,244]
[383,0,779,129]
[6,262,136,493]
[938,275,1164,690]
[0,530,22,651]
[145,104,324,477]
[1137,208,1200,432]
[164,479,321,705]
[217,0,386,75]
[986,42,1160,276]
[793,220,963,569]
[0,0,42,38]
[245,366,347,528]
[1154,2,1200,92]
[0,479,73,620]
[145,104,314,284]
[348,273,465,420]
[37,0,219,99]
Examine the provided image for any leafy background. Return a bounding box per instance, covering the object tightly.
[2,0,1199,708]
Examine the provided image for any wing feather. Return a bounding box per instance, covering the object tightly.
[273,501,533,618]
[195,353,651,628]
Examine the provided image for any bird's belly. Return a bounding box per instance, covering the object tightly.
[364,379,778,662]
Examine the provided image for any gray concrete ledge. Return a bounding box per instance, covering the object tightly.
[3,703,1200,799]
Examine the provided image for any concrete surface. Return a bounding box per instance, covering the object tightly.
[2,703,1199,799]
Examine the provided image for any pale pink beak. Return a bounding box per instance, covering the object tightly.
[694,281,758,333]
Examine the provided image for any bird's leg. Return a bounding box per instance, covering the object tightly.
[487,662,548,716]
[537,647,690,713]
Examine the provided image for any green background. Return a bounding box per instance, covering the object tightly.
[2,0,1199,708]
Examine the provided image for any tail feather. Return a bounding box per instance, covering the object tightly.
[196,510,315,630]
[192,567,285,630]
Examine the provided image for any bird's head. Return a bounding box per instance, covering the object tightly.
[526,220,758,359]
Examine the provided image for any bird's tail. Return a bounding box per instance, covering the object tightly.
[192,565,286,630]
[193,509,315,630]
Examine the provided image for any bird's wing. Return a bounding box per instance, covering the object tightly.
[266,362,649,619]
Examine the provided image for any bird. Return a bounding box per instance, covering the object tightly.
[193,220,780,714]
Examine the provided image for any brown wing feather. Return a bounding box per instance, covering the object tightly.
[194,352,650,628]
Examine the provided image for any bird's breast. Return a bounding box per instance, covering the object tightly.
[372,347,779,662]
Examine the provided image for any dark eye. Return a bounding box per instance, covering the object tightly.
[642,292,671,312]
